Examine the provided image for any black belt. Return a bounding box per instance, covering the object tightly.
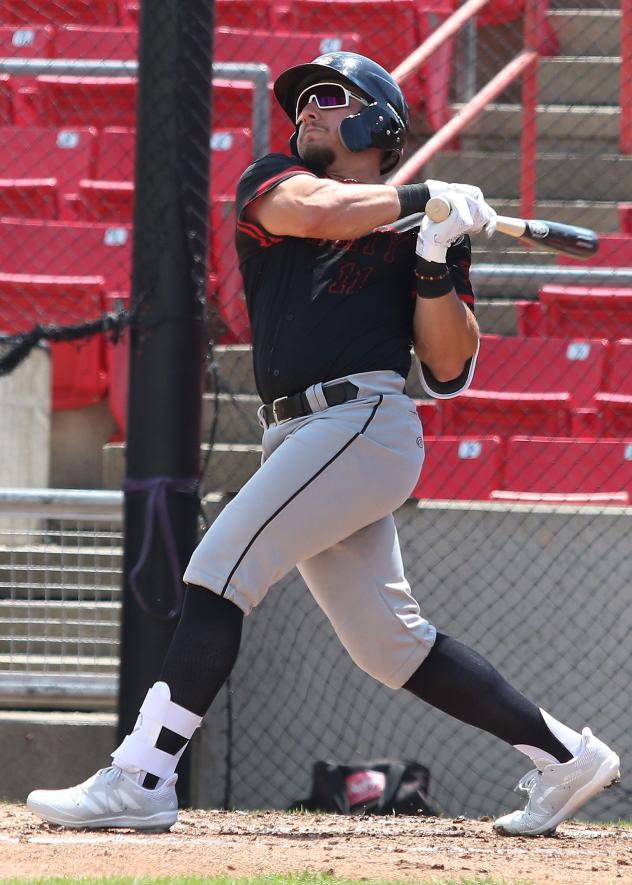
[261,380,359,425]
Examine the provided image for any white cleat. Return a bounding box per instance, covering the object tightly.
[26,766,178,831]
[494,728,620,837]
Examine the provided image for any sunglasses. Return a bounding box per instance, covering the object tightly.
[295,81,369,123]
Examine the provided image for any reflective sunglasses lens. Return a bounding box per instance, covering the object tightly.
[315,85,347,107]
[296,83,347,118]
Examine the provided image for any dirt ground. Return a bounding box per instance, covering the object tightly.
[1,805,632,885]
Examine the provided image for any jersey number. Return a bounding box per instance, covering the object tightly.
[328,262,373,295]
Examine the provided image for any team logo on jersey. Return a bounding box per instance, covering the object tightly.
[528,221,549,239]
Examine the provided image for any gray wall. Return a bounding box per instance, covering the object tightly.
[193,500,631,821]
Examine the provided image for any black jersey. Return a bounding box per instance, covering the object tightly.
[235,153,474,404]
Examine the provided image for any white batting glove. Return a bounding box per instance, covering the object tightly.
[416,192,476,262]
[426,180,497,237]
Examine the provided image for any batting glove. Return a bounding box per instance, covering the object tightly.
[426,180,497,237]
[415,192,486,264]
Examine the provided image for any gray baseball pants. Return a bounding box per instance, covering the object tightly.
[184,369,437,689]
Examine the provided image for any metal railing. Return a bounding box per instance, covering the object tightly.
[0,489,123,710]
[390,0,545,218]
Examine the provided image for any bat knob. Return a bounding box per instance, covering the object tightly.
[425,196,452,223]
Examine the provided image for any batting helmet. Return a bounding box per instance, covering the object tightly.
[274,51,409,174]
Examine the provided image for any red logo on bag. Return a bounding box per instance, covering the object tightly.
[345,770,386,807]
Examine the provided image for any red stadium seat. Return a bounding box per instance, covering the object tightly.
[35,76,137,128]
[0,218,131,291]
[0,126,96,217]
[212,197,250,343]
[215,0,274,29]
[495,436,632,505]
[414,400,441,435]
[440,335,609,438]
[411,435,503,500]
[275,0,455,129]
[538,285,632,341]
[619,203,632,235]
[214,27,362,83]
[0,75,13,125]
[0,0,122,26]
[78,181,134,223]
[516,300,545,337]
[33,76,254,132]
[0,178,58,219]
[54,25,138,59]
[0,25,54,56]
[0,220,130,409]
[0,273,107,409]
[77,128,252,221]
[209,128,254,197]
[93,126,135,181]
[594,339,632,437]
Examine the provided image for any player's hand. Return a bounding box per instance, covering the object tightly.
[425,180,497,237]
[417,192,482,262]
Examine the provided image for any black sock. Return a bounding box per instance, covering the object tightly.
[404,633,573,764]
[141,584,243,788]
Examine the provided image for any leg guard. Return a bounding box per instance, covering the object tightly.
[112,682,202,780]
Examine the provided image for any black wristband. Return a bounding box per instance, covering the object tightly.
[415,256,454,299]
[395,183,430,220]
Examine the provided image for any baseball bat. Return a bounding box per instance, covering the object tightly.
[425,196,599,259]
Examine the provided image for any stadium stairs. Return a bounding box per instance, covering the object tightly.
[427,0,628,298]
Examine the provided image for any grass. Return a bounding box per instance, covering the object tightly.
[0,875,535,885]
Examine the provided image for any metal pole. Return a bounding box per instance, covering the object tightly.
[118,0,212,807]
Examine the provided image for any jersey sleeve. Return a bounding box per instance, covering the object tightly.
[235,153,316,236]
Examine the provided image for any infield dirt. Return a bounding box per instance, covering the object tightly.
[1,805,632,884]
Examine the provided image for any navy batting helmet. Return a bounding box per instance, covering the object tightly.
[274,51,409,174]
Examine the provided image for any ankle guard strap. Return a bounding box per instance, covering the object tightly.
[112,681,202,779]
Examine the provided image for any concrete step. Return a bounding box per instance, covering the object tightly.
[457,103,620,150]
[202,393,262,443]
[103,442,262,493]
[549,9,621,56]
[537,57,620,106]
[424,150,632,201]
[0,710,117,799]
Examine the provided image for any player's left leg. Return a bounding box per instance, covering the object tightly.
[405,636,620,835]
[300,519,620,836]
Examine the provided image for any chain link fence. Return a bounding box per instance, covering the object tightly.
[0,0,631,819]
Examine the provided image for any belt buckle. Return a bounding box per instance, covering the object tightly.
[272,396,288,424]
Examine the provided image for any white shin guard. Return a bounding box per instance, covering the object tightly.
[112,682,202,780]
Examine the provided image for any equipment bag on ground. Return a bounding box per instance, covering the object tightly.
[288,758,437,815]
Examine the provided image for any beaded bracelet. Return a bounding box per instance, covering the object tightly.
[415,259,454,298]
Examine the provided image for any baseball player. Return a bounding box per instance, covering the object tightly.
[27,52,619,836]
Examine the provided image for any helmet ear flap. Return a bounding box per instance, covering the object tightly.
[339,105,406,172]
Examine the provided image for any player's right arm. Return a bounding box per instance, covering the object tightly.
[249,173,403,240]
[236,154,438,241]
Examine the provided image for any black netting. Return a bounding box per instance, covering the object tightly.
[0,0,631,821]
